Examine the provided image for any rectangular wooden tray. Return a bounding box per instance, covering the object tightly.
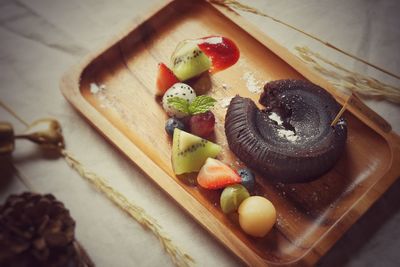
[60,0,400,265]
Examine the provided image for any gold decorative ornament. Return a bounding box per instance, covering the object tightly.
[0,122,14,155]
[15,119,65,150]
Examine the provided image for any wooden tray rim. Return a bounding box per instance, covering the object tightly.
[60,0,400,266]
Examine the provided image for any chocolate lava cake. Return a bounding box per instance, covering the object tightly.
[225,79,347,183]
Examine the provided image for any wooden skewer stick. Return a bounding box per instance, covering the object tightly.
[331,93,353,126]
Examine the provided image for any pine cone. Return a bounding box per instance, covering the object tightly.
[0,192,93,267]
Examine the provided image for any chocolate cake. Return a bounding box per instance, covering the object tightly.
[225,79,347,183]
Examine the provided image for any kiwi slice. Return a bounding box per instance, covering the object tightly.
[171,40,211,81]
[172,128,221,175]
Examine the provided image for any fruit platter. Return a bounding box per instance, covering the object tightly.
[60,0,400,266]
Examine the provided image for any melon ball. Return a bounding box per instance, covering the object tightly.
[238,196,276,237]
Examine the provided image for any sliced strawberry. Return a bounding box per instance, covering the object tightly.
[197,158,241,189]
[197,36,240,73]
[156,62,179,96]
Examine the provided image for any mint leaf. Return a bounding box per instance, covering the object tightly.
[167,95,216,116]
[167,97,190,114]
[188,95,217,115]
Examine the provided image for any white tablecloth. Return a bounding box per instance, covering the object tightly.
[1,0,399,266]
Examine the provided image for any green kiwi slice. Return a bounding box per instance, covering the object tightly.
[171,40,211,81]
[172,128,221,175]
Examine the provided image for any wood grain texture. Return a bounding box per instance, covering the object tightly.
[60,0,400,266]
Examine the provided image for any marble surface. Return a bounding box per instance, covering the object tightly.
[0,0,399,266]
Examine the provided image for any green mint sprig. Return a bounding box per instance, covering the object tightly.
[167,95,217,115]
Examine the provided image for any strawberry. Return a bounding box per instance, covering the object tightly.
[197,158,241,189]
[156,62,179,96]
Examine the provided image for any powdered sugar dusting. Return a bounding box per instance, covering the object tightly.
[90,83,100,94]
[90,83,106,94]
[89,83,110,108]
[221,83,230,90]
[268,112,299,142]
[219,96,234,108]
[203,36,223,45]
[268,112,283,125]
[242,72,263,93]
[277,129,299,142]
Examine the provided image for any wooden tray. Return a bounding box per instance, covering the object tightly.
[60,0,400,266]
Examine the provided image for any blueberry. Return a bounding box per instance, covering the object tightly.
[165,117,185,136]
[238,168,255,192]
